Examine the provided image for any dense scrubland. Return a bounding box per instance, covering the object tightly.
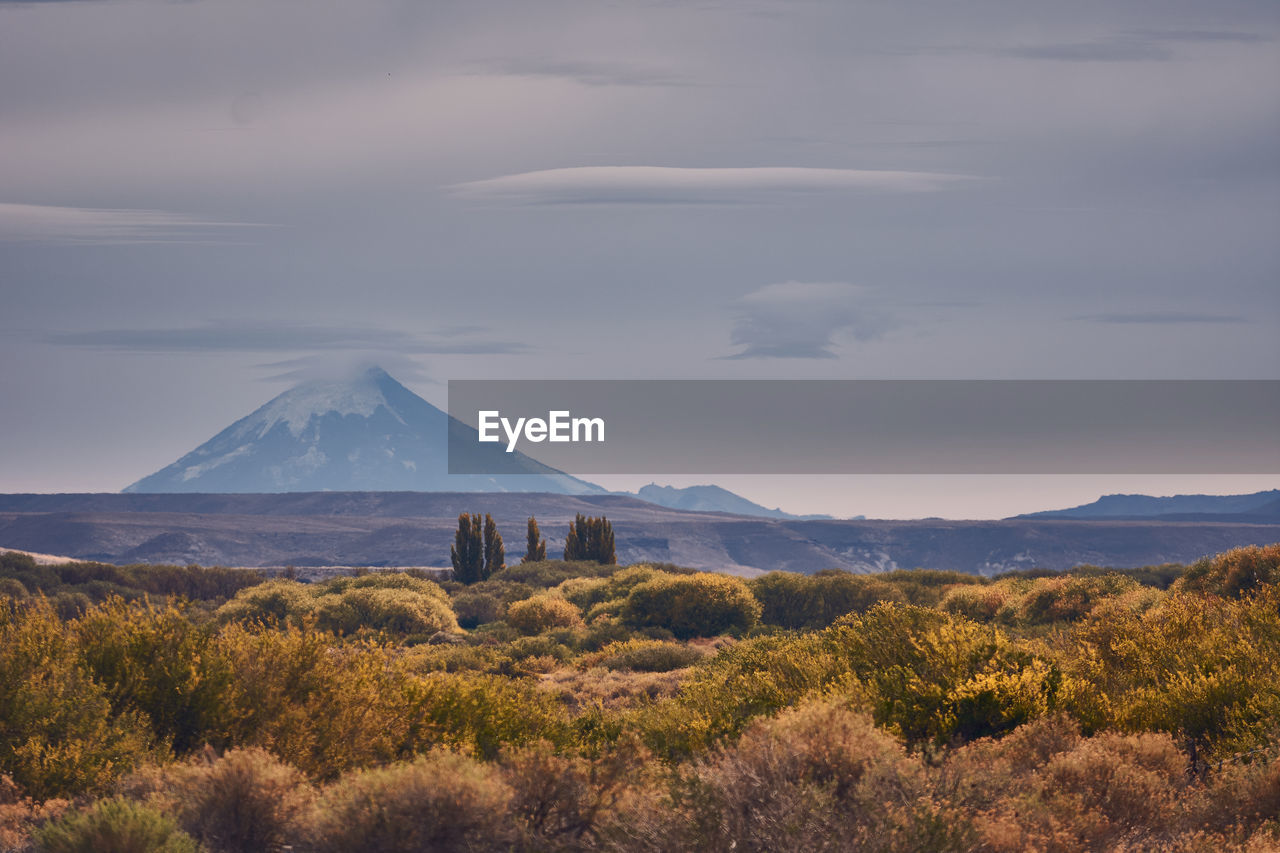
[2,544,1279,852]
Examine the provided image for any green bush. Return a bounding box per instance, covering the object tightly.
[74,598,233,756]
[450,590,503,629]
[33,798,197,853]
[622,573,761,639]
[751,570,906,629]
[0,577,28,600]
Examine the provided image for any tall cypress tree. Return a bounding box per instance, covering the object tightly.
[450,512,484,584]
[564,513,585,561]
[524,516,546,563]
[597,515,616,565]
[483,513,505,579]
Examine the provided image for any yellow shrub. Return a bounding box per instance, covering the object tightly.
[506,594,584,635]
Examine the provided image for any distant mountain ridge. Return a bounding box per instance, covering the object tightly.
[1018,490,1280,522]
[625,483,837,520]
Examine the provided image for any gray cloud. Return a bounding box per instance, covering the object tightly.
[1075,312,1250,325]
[725,282,894,359]
[466,58,691,87]
[1000,40,1173,62]
[997,28,1269,63]
[45,321,529,354]
[1124,30,1269,44]
[0,202,268,245]
[451,166,978,205]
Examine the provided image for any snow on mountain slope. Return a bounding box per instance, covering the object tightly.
[124,367,605,495]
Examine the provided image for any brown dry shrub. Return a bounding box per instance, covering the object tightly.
[502,739,642,850]
[1043,732,1187,827]
[303,751,516,853]
[538,667,688,712]
[936,713,1083,811]
[960,730,1191,853]
[640,701,969,852]
[0,775,70,853]
[153,748,311,853]
[1189,758,1280,842]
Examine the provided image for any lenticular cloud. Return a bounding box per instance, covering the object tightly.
[451,166,977,205]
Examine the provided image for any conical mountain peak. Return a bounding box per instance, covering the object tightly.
[124,369,603,495]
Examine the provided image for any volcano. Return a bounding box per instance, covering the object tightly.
[124,367,604,495]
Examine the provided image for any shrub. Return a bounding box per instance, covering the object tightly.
[1016,573,1140,625]
[751,570,906,629]
[939,583,1013,623]
[159,748,310,853]
[1176,544,1280,598]
[631,632,852,759]
[320,572,450,599]
[210,623,426,778]
[407,672,571,759]
[313,587,459,637]
[450,590,503,629]
[665,702,966,853]
[831,604,1062,749]
[33,798,198,853]
[0,599,155,800]
[585,639,706,672]
[556,576,612,611]
[74,598,233,755]
[506,594,584,635]
[502,739,640,849]
[0,578,28,600]
[304,752,516,853]
[491,559,615,589]
[621,573,761,639]
[215,580,313,627]
[1062,587,1280,763]
[877,569,984,607]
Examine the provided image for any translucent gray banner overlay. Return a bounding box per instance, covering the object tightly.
[448,380,1280,475]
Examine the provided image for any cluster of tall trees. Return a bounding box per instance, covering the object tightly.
[564,513,616,565]
[451,513,615,583]
[450,513,505,585]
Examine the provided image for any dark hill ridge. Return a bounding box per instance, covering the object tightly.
[1018,489,1280,522]
[1,492,1276,576]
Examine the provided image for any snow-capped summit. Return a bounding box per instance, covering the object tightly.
[124,367,604,495]
[236,367,408,440]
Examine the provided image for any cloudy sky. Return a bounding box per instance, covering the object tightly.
[1,0,1277,517]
